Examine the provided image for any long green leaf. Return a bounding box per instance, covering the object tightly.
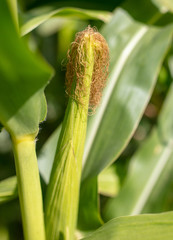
[20,7,112,36]
[141,81,173,214]
[81,212,173,240]
[0,0,53,137]
[142,152,173,213]
[104,84,173,220]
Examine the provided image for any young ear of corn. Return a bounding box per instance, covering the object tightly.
[45,26,109,240]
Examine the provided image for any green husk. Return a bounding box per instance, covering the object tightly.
[45,26,109,240]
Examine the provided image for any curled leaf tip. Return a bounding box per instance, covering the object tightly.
[65,25,109,112]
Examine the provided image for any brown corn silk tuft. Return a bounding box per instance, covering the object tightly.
[65,26,109,112]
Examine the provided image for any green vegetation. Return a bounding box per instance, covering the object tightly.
[0,0,173,240]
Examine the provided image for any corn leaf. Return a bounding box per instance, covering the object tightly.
[81,212,173,240]
[0,0,53,138]
[20,7,112,36]
[104,84,173,220]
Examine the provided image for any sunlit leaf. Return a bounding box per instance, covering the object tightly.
[142,152,173,213]
[81,212,173,240]
[20,7,112,36]
[104,84,173,220]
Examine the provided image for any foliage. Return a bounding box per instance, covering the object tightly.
[0,0,173,239]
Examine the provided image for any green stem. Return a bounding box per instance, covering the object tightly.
[45,33,95,240]
[12,136,46,240]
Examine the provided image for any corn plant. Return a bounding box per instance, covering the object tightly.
[0,0,173,240]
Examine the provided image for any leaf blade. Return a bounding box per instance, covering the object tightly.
[104,83,173,219]
[82,212,173,240]
[20,7,112,36]
[0,0,53,137]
